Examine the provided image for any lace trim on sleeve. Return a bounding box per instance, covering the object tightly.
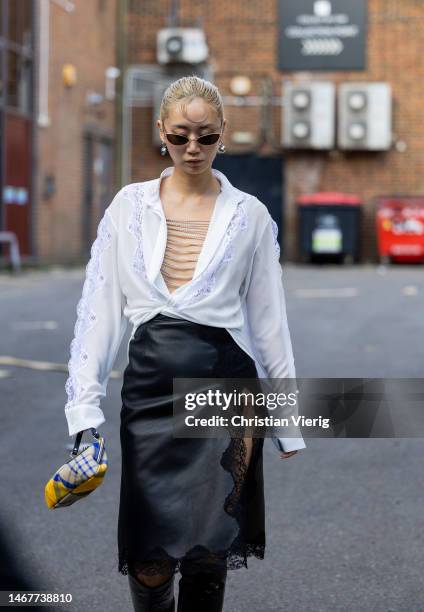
[270,217,280,259]
[64,212,114,408]
[126,185,148,281]
[174,200,248,309]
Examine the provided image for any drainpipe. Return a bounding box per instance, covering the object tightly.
[37,0,50,127]
[116,0,128,188]
[38,0,75,127]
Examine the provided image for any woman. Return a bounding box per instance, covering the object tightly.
[64,76,306,612]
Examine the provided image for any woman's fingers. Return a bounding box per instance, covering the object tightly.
[280,450,298,459]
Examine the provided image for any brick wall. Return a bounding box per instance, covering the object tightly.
[36,0,117,262]
[127,0,424,261]
[285,0,424,261]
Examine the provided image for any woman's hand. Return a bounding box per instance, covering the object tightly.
[280,450,298,459]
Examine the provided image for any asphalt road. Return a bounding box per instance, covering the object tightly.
[0,263,423,612]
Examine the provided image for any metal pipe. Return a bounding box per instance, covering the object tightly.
[116,0,128,187]
[37,0,50,127]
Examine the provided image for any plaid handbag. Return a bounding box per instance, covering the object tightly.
[44,428,108,509]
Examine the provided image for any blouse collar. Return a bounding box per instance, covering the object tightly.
[144,165,241,212]
[140,166,248,288]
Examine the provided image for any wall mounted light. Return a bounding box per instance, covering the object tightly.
[105,66,121,101]
[43,175,56,200]
[230,75,252,96]
[62,63,77,87]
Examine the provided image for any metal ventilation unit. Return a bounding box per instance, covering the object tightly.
[157,28,209,65]
[338,83,392,150]
[282,81,336,150]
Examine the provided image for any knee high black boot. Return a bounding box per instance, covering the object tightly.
[176,568,227,612]
[128,571,175,612]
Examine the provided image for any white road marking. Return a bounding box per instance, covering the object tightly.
[11,321,59,330]
[0,356,121,378]
[294,287,359,298]
[402,285,418,296]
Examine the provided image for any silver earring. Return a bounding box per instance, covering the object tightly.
[160,142,168,156]
[218,141,226,154]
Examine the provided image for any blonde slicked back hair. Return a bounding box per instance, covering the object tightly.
[159,75,224,128]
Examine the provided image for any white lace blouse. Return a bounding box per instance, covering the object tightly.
[64,166,306,453]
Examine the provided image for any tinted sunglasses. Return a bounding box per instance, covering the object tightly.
[165,132,221,146]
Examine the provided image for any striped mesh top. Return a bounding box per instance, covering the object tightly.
[161,218,210,293]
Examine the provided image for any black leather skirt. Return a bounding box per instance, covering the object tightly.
[117,313,265,577]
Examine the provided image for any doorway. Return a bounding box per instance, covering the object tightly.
[212,154,284,255]
[82,133,114,255]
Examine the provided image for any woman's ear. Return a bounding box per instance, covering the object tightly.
[157,119,163,138]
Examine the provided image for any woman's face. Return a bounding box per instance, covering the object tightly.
[157,97,226,174]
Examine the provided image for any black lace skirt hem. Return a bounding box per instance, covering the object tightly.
[117,540,265,577]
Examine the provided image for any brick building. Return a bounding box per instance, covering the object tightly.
[2,1,423,264]
[36,0,119,263]
[123,0,424,262]
[0,0,119,265]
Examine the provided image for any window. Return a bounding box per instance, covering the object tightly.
[2,0,34,115]
[8,0,33,49]
[0,1,4,39]
[7,49,32,113]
